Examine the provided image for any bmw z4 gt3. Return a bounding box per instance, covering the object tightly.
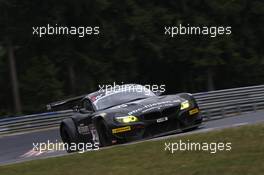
[47,84,202,152]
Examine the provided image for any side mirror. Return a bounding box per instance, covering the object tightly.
[72,105,80,112]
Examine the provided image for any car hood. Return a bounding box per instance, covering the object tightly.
[96,95,184,117]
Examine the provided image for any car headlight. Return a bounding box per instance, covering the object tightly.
[115,115,139,123]
[180,100,190,110]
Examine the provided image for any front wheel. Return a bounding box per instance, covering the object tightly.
[95,120,113,147]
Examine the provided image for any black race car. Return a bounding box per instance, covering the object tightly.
[48,84,202,152]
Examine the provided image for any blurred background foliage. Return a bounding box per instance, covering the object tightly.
[0,0,263,115]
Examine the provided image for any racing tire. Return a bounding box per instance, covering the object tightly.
[60,118,79,153]
[96,120,112,147]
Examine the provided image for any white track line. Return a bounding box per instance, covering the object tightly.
[20,149,44,158]
[232,122,248,127]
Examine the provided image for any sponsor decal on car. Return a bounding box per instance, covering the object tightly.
[157,117,168,123]
[77,124,90,134]
[128,100,180,115]
[189,108,199,115]
[112,126,131,134]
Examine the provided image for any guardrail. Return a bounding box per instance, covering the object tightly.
[1,84,264,135]
[194,84,264,120]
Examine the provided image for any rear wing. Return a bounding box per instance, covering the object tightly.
[46,94,87,111]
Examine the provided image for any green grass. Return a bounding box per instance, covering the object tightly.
[1,123,264,175]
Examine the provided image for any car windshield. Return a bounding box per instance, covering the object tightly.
[93,86,155,110]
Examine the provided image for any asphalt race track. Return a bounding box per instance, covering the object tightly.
[0,111,264,165]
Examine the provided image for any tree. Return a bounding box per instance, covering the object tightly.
[20,56,63,113]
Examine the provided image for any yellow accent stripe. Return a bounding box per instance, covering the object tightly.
[112,126,131,134]
[189,108,199,115]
